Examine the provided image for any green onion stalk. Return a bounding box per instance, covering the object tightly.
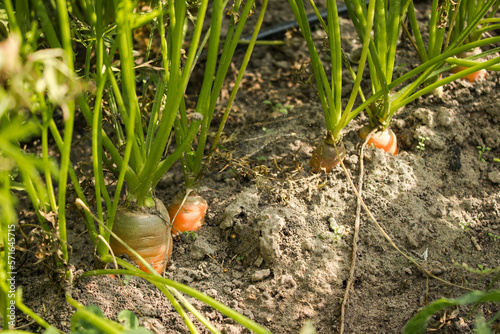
[287,0,374,171]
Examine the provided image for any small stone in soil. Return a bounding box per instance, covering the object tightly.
[205,288,217,298]
[190,246,205,260]
[488,171,500,184]
[403,268,412,275]
[414,107,433,125]
[253,256,264,267]
[232,270,244,279]
[436,107,453,128]
[190,238,216,260]
[251,269,271,282]
[179,274,194,283]
[431,267,445,276]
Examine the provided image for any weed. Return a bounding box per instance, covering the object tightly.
[488,232,500,241]
[330,226,344,243]
[494,158,500,163]
[477,145,491,162]
[460,220,472,231]
[121,275,132,285]
[262,127,274,135]
[405,290,500,333]
[180,231,198,242]
[321,224,344,244]
[263,100,293,115]
[476,264,492,274]
[69,303,147,333]
[417,136,430,156]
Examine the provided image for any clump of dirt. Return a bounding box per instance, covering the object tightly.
[13,1,500,333]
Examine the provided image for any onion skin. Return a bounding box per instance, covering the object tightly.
[168,191,208,236]
[310,138,347,173]
[359,126,398,155]
[110,199,173,274]
[450,66,487,83]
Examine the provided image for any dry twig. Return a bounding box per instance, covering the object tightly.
[338,130,373,334]
[337,129,473,334]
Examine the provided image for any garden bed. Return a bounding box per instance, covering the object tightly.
[14,1,500,333]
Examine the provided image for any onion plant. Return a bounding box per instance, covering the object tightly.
[343,0,500,154]
[287,0,374,172]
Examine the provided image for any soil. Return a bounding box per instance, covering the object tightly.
[12,1,500,333]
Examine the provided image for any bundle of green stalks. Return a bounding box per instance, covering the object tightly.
[290,0,500,169]
[346,0,500,156]
[1,0,273,332]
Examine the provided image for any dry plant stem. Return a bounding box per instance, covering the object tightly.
[338,130,373,334]
[337,148,473,292]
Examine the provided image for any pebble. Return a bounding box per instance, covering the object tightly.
[344,154,359,167]
[436,107,453,128]
[488,171,500,184]
[205,288,218,298]
[481,127,500,149]
[190,238,216,260]
[414,107,433,125]
[393,118,406,129]
[251,269,271,282]
[179,274,194,283]
[431,267,445,276]
[253,256,264,267]
[190,246,205,260]
[232,270,244,279]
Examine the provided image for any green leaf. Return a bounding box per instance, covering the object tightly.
[44,327,61,334]
[124,329,151,334]
[118,310,139,329]
[474,315,493,334]
[71,305,105,333]
[403,290,500,334]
